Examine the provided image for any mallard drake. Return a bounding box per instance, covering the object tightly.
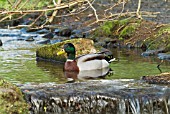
[57,43,115,71]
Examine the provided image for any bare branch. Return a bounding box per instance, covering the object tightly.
[86,0,99,22]
[13,0,22,9]
[136,0,142,19]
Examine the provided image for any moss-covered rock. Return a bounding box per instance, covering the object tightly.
[94,18,141,38]
[0,79,28,114]
[36,38,98,62]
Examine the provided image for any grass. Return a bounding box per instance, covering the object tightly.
[0,0,55,10]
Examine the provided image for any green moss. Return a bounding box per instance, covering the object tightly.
[119,18,131,25]
[95,21,115,36]
[119,24,137,39]
[94,18,141,37]
[0,79,29,114]
[36,38,96,62]
[158,25,170,34]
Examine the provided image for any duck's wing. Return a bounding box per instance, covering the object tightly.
[75,53,105,63]
[75,53,110,71]
[96,50,115,63]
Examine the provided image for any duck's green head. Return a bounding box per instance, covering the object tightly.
[57,43,76,60]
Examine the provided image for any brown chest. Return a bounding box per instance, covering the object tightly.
[64,61,79,71]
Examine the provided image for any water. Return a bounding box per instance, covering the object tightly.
[0,29,170,84]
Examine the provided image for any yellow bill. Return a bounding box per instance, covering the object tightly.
[57,49,65,55]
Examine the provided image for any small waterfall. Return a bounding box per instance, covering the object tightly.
[18,80,170,114]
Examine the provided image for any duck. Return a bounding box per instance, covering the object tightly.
[57,43,115,71]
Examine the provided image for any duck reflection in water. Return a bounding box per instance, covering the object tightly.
[57,43,115,82]
[64,67,112,82]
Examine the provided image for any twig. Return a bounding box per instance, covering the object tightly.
[48,0,62,23]
[7,0,13,6]
[30,12,45,27]
[86,0,99,22]
[17,0,30,11]
[136,0,142,19]
[13,0,22,9]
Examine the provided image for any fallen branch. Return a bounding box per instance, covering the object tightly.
[86,0,99,22]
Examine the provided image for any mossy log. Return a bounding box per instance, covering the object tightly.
[36,38,97,62]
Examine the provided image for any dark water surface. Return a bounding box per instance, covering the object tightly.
[0,29,170,84]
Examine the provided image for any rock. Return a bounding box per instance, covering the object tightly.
[53,28,60,34]
[42,32,54,39]
[142,72,170,84]
[18,80,170,114]
[106,39,120,48]
[71,29,82,35]
[55,28,72,37]
[0,79,28,113]
[50,39,61,44]
[70,34,82,39]
[0,39,2,46]
[25,36,34,41]
[141,48,165,57]
[70,29,83,38]
[36,39,50,44]
[36,28,50,34]
[36,38,98,62]
[158,53,170,60]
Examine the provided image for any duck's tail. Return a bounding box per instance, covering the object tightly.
[98,49,118,63]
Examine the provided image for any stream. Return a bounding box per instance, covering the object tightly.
[0,29,170,84]
[1,29,170,113]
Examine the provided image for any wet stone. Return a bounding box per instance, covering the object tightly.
[0,39,2,46]
[36,29,50,34]
[18,80,170,114]
[142,72,170,84]
[25,36,34,41]
[158,53,170,60]
[141,48,165,57]
[42,32,54,39]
